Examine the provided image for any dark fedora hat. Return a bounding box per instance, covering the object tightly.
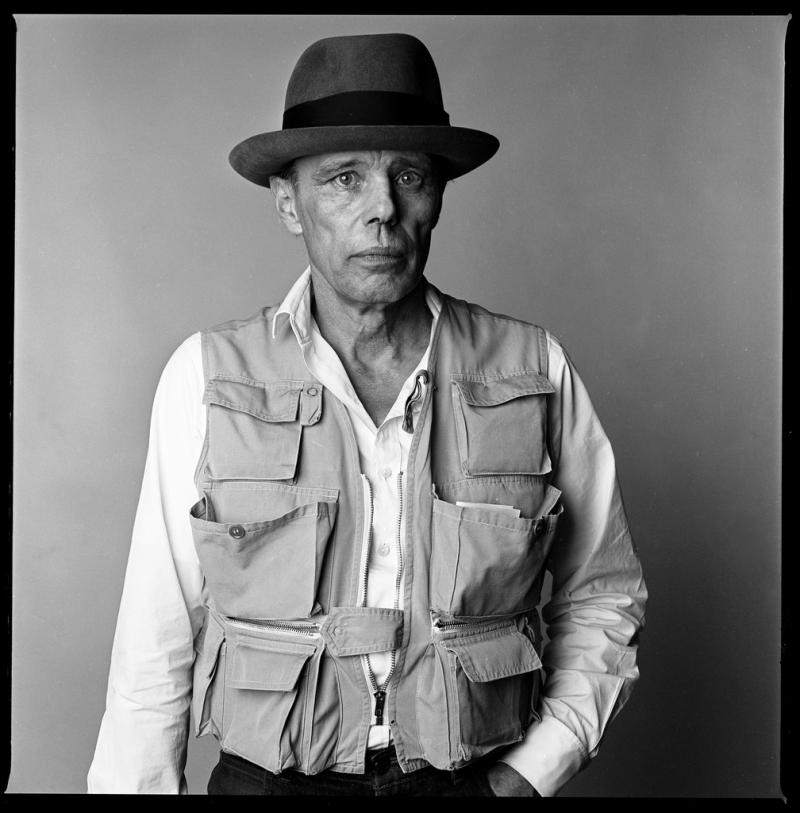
[229,33,500,186]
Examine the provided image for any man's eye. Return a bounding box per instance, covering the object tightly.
[397,171,422,186]
[333,172,356,187]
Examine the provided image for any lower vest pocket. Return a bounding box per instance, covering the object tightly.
[419,621,542,767]
[190,495,338,618]
[221,627,324,773]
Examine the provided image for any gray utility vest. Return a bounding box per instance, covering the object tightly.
[189,288,564,776]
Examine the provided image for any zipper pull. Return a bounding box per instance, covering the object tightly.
[402,369,429,434]
[373,689,387,725]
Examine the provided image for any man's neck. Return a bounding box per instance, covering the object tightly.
[308,270,433,426]
[309,273,432,372]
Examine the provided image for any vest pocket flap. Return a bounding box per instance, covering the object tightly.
[203,377,302,423]
[443,627,541,683]
[453,372,554,407]
[229,637,317,691]
[321,607,405,656]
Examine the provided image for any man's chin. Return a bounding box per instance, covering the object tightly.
[346,275,424,307]
[309,262,425,308]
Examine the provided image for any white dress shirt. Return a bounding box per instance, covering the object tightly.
[88,268,646,796]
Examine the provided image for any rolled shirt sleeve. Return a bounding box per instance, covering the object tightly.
[87,334,207,793]
[499,333,648,797]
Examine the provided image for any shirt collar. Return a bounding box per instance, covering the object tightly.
[271,266,442,344]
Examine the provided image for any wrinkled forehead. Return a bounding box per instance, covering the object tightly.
[294,150,436,174]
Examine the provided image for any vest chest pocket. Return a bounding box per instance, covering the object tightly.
[190,494,338,619]
[203,376,323,481]
[451,372,554,477]
[430,495,562,617]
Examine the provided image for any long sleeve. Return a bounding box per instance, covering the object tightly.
[87,334,207,793]
[499,333,648,797]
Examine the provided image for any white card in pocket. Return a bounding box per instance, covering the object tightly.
[455,501,521,518]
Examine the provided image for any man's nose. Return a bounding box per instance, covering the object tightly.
[363,176,398,228]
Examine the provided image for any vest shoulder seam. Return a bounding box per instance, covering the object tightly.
[442,293,549,335]
[202,305,278,337]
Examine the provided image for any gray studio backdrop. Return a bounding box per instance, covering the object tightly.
[12,15,786,796]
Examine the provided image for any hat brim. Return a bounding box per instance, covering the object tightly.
[229,125,499,186]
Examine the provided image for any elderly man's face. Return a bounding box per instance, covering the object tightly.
[273,150,443,307]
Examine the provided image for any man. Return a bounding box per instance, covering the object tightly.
[88,33,647,796]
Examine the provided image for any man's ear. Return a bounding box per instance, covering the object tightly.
[270,176,304,236]
[430,184,445,230]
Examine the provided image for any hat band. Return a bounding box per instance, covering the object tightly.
[282,90,450,129]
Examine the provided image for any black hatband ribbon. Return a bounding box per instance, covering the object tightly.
[282,91,450,129]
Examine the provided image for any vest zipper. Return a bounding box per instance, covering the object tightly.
[431,614,515,636]
[393,470,405,613]
[226,617,321,638]
[357,475,374,607]
[432,618,485,634]
[361,470,405,726]
[358,474,382,721]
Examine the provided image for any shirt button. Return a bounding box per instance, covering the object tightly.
[229,524,246,539]
[380,467,392,479]
[307,386,318,396]
[377,543,391,557]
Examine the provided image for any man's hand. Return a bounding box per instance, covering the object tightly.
[486,762,541,797]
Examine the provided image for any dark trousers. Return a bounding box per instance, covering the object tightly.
[207,746,496,796]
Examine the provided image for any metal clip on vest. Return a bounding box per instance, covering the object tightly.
[401,370,429,434]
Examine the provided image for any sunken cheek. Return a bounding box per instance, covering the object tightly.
[305,188,435,248]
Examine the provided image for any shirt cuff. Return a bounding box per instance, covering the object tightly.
[499,715,588,797]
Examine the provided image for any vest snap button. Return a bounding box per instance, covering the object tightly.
[229,524,246,539]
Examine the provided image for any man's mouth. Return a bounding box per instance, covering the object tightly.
[351,246,405,260]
